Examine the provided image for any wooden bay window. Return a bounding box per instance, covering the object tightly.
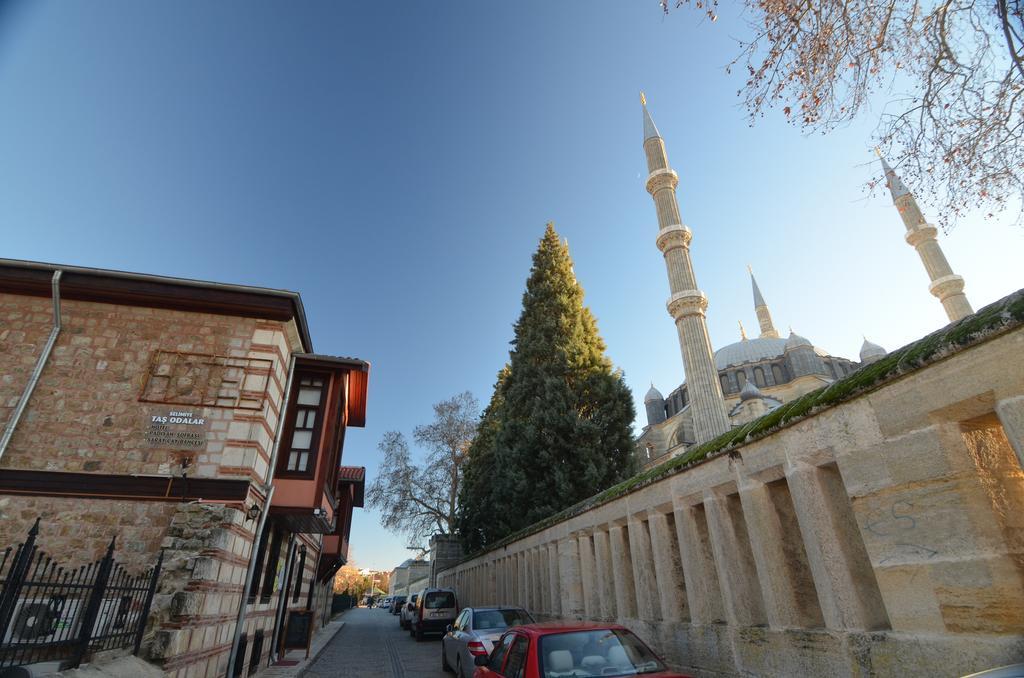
[278,372,329,478]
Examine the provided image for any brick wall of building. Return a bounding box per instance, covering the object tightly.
[0,495,178,571]
[0,293,292,484]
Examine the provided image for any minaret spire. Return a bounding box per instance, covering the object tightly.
[747,265,779,338]
[877,150,973,322]
[642,95,729,444]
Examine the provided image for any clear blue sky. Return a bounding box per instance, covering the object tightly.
[1,1,1021,570]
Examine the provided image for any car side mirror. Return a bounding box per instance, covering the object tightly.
[474,655,489,667]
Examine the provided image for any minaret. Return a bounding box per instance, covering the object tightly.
[642,93,730,443]
[748,266,779,338]
[878,153,973,322]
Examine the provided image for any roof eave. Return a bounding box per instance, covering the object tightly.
[0,258,315,352]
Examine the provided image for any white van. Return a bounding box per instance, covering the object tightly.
[410,587,458,641]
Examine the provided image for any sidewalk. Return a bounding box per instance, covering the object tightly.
[253,614,347,678]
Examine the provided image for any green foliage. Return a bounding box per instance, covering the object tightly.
[456,366,510,552]
[459,224,638,549]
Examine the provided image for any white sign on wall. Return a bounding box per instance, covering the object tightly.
[144,410,208,449]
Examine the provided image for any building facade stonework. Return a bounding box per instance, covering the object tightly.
[438,290,1024,677]
[0,260,368,678]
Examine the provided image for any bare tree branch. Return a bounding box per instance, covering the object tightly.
[666,0,1024,228]
[366,392,480,544]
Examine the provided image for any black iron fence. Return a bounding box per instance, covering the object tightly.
[0,519,163,673]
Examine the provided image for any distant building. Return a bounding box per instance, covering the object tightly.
[0,259,368,677]
[389,558,430,596]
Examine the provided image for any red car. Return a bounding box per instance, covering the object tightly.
[470,621,692,678]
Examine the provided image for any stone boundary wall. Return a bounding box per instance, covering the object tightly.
[437,306,1024,677]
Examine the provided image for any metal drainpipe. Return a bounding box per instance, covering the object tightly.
[225,355,296,678]
[270,534,298,662]
[0,270,62,462]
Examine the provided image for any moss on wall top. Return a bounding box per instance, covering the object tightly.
[447,288,1024,568]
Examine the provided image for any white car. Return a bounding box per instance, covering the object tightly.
[399,592,418,630]
[442,606,534,677]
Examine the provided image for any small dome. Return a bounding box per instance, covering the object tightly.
[739,381,764,402]
[784,331,813,351]
[860,338,887,362]
[644,384,664,403]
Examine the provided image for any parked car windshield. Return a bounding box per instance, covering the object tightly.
[538,629,667,677]
[424,591,455,609]
[472,609,532,631]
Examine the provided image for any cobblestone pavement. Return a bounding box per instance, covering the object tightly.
[303,608,450,678]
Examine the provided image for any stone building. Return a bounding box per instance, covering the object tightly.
[388,559,430,597]
[0,259,368,677]
[637,96,972,469]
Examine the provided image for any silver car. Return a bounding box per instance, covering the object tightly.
[441,607,534,678]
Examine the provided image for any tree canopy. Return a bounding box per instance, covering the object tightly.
[458,224,638,550]
[664,0,1024,227]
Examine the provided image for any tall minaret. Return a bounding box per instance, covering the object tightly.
[878,153,973,322]
[642,93,730,443]
[748,266,779,338]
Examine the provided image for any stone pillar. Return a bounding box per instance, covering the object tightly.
[593,529,617,619]
[489,562,497,604]
[703,492,767,626]
[429,534,464,587]
[627,518,662,620]
[786,464,889,630]
[738,480,824,629]
[996,395,1024,469]
[559,537,585,618]
[535,548,546,613]
[647,512,687,622]
[608,524,638,618]
[578,533,597,618]
[547,543,562,617]
[520,553,528,610]
[673,503,725,624]
[523,550,534,612]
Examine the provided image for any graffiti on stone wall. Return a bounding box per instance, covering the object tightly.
[866,500,940,565]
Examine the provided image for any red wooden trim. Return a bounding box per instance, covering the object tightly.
[347,367,368,428]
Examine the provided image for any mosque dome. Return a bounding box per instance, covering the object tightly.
[715,334,828,369]
[714,336,788,369]
[860,338,887,363]
[784,331,814,351]
[644,384,665,403]
[739,381,764,401]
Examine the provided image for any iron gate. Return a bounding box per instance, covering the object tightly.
[0,519,163,672]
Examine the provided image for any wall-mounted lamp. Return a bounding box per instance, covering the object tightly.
[245,503,262,521]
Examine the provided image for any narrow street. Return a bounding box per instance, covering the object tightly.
[304,608,450,678]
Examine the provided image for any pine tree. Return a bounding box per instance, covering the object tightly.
[456,366,509,552]
[468,224,637,542]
